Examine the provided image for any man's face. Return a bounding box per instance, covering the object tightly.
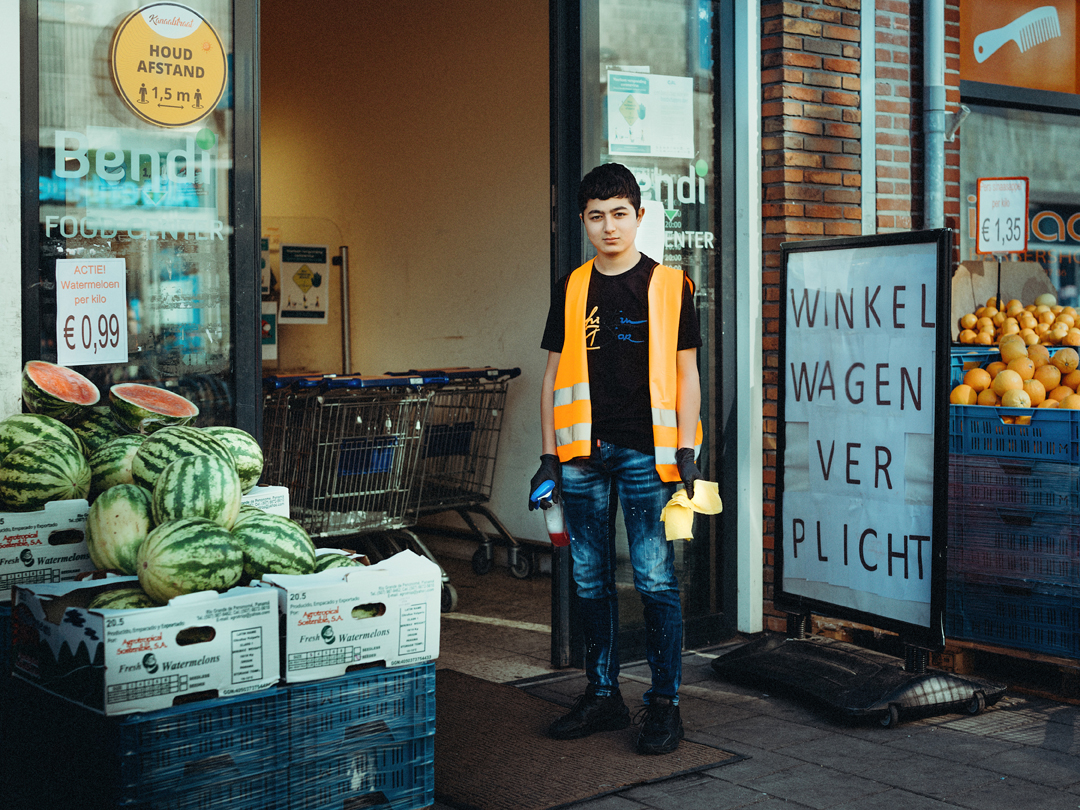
[580,196,643,259]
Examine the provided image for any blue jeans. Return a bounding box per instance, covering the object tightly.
[561,441,683,705]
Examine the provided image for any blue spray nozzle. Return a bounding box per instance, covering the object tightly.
[530,479,556,506]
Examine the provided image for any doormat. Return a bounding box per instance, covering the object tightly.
[434,669,740,810]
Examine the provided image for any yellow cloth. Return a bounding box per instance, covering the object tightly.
[660,481,722,541]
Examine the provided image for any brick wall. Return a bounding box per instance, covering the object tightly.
[874,0,919,231]
[761,0,866,632]
[760,0,946,631]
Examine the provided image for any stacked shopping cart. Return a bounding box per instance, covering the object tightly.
[261,368,522,612]
[398,367,533,578]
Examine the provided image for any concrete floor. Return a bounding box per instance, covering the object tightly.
[425,538,1080,810]
[431,543,559,683]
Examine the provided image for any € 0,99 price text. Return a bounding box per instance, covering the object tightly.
[55,258,129,367]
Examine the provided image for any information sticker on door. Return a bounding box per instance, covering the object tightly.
[55,258,129,367]
[976,177,1028,254]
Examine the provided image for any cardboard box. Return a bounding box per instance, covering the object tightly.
[952,261,1056,339]
[11,577,280,715]
[0,499,93,602]
[240,485,290,517]
[260,550,440,683]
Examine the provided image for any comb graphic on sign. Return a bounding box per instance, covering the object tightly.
[973,5,1061,63]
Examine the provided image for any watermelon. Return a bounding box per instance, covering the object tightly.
[86,484,153,575]
[0,413,83,459]
[233,504,265,526]
[131,426,233,491]
[314,552,364,572]
[137,517,243,603]
[152,455,241,529]
[89,435,145,500]
[203,426,264,494]
[88,586,158,610]
[231,512,316,579]
[0,439,91,511]
[22,361,101,422]
[71,406,124,454]
[110,383,199,435]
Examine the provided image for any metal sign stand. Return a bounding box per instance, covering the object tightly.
[710,613,1006,728]
[721,229,1007,728]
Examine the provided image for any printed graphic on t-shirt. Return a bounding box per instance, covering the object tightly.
[585,305,647,349]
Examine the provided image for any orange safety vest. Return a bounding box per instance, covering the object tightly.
[552,259,703,482]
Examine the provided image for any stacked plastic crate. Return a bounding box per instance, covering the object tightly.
[948,348,1080,658]
[285,662,437,810]
[5,642,437,810]
[0,602,10,677]
[5,685,287,810]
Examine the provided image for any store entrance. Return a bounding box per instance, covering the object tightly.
[258,1,558,677]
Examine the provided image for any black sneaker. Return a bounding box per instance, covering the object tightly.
[547,687,631,740]
[635,696,684,754]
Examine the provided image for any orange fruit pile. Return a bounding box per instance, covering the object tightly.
[956,295,1080,348]
[950,334,1080,421]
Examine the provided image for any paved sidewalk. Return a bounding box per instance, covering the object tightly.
[448,643,1080,810]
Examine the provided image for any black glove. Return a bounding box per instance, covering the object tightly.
[674,447,703,501]
[529,454,562,510]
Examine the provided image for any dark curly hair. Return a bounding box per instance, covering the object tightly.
[578,163,641,215]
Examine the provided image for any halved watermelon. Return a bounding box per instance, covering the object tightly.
[109,383,199,435]
[22,361,101,422]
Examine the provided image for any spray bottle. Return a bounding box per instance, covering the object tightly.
[529,479,569,547]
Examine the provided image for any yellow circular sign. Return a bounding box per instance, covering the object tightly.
[110,3,228,128]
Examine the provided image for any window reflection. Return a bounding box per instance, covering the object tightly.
[36,1,235,424]
[960,104,1080,308]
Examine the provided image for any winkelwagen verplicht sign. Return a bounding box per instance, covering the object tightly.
[776,230,952,649]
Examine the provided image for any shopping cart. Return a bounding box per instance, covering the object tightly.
[260,372,460,611]
[390,367,538,579]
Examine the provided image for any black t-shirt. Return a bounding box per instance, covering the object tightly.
[541,254,702,455]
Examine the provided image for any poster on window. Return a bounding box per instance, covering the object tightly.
[278,244,329,324]
[606,71,694,159]
[775,231,951,648]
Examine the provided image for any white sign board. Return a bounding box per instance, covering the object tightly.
[55,258,129,366]
[781,239,941,630]
[279,244,329,324]
[976,176,1028,255]
[607,71,694,159]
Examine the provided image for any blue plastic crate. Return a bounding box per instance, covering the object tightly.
[949,405,1080,463]
[5,684,287,810]
[947,455,1080,511]
[108,688,286,797]
[337,436,398,476]
[287,732,435,810]
[945,576,1080,658]
[0,603,10,678]
[118,768,285,810]
[948,509,1080,585]
[949,345,1076,388]
[949,346,998,386]
[287,662,436,753]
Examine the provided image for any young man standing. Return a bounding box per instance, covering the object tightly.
[533,162,703,755]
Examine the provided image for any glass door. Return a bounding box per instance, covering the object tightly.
[23,0,260,432]
[557,0,728,661]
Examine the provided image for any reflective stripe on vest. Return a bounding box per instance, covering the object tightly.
[552,259,702,481]
[553,266,594,462]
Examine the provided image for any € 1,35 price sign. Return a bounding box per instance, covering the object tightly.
[976,177,1028,255]
[55,258,129,367]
